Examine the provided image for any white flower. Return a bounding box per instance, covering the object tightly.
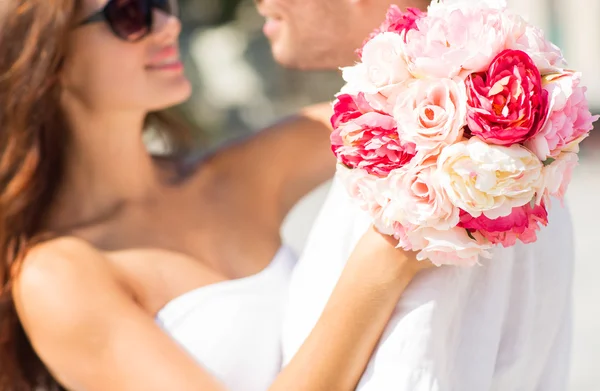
[437,137,543,219]
[341,32,411,94]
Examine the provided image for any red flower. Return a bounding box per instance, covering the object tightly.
[331,93,374,128]
[466,49,549,146]
[357,6,425,58]
[459,202,549,247]
[331,94,415,177]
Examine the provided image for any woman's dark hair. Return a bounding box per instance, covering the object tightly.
[0,1,77,388]
[0,2,193,389]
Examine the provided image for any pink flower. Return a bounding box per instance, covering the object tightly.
[389,222,415,251]
[331,93,376,129]
[336,164,389,221]
[466,49,549,146]
[536,152,579,207]
[525,71,599,160]
[357,6,425,58]
[379,158,460,231]
[331,96,416,177]
[459,202,549,247]
[393,77,467,156]
[402,6,509,78]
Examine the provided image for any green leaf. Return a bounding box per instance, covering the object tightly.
[543,157,556,166]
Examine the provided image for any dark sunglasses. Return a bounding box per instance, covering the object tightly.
[79,0,179,42]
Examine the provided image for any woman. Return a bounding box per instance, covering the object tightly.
[0,0,431,390]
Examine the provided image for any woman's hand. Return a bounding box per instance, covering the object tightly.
[346,226,435,288]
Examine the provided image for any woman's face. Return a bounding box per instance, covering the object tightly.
[61,0,191,113]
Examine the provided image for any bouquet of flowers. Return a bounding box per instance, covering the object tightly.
[331,0,598,266]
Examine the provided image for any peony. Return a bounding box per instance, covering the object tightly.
[525,72,599,160]
[407,226,491,266]
[536,152,579,207]
[331,93,378,129]
[504,13,567,73]
[393,77,467,156]
[402,5,509,79]
[459,202,549,247]
[342,32,411,94]
[357,6,425,58]
[331,108,416,177]
[437,137,543,219]
[466,49,549,146]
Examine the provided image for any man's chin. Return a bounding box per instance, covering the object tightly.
[271,45,339,71]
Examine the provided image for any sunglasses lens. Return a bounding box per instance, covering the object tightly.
[105,0,151,41]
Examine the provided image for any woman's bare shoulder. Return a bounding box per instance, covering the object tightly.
[10,237,200,391]
[13,236,127,339]
[16,236,110,294]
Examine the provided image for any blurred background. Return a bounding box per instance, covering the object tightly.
[171,0,600,388]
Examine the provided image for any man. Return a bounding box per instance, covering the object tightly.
[255,0,575,389]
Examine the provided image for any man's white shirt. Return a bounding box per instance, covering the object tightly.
[282,177,573,391]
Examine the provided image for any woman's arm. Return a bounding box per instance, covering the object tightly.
[14,231,429,391]
[271,227,431,390]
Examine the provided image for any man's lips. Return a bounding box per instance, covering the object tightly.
[263,16,283,38]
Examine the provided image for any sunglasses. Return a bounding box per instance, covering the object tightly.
[79,0,179,42]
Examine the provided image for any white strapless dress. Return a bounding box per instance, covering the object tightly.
[156,246,296,391]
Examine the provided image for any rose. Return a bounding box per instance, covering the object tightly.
[465,49,549,146]
[437,137,543,219]
[341,32,411,94]
[459,202,549,247]
[357,6,425,58]
[504,13,567,73]
[331,105,416,176]
[407,226,492,266]
[401,6,509,79]
[525,72,599,160]
[379,158,460,231]
[536,152,579,207]
[393,77,467,156]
